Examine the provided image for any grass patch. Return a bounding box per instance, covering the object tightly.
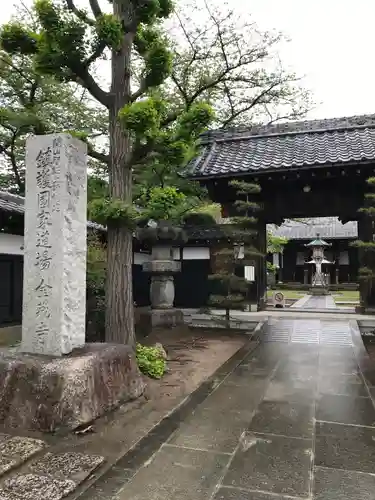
[332,290,359,302]
[267,289,360,303]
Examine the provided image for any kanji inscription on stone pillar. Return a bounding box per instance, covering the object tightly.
[22,134,87,356]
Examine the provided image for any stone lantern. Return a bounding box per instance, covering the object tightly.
[136,221,187,330]
[305,233,333,295]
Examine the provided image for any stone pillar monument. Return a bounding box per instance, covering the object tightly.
[0,134,144,432]
[22,134,87,356]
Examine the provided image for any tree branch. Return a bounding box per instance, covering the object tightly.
[87,141,109,165]
[130,81,147,102]
[74,70,111,109]
[3,132,24,192]
[221,81,282,127]
[85,41,106,68]
[8,135,23,192]
[88,0,102,19]
[65,0,95,26]
[0,55,34,85]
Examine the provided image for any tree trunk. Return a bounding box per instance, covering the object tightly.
[105,2,135,346]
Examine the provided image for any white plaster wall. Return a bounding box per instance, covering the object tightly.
[182,247,210,260]
[0,233,24,255]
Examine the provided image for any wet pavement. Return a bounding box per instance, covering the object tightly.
[81,317,375,500]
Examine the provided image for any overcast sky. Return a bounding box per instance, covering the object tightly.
[1,0,374,120]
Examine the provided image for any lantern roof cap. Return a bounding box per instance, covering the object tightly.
[305,233,331,247]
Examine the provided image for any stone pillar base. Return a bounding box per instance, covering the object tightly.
[0,343,145,432]
[138,308,184,334]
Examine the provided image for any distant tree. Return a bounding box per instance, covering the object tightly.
[208,180,261,324]
[0,3,107,194]
[0,0,214,346]
[163,0,312,128]
[267,231,288,274]
[133,0,312,194]
[267,232,288,254]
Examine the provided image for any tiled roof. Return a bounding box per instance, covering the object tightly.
[188,114,375,178]
[0,191,105,231]
[0,191,24,214]
[268,217,358,240]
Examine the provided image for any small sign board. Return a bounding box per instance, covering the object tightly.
[273,291,285,308]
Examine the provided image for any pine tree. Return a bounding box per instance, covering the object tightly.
[208,180,261,324]
[0,0,213,346]
[352,177,375,308]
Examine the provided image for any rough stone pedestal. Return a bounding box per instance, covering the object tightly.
[0,344,145,432]
[138,309,184,335]
[141,245,184,332]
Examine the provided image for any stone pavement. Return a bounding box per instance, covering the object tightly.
[78,317,375,500]
[294,294,337,310]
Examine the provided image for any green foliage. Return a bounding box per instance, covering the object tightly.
[177,103,215,141]
[230,180,261,195]
[141,186,185,220]
[144,43,172,87]
[95,14,122,51]
[134,26,160,55]
[119,97,164,135]
[34,0,88,79]
[89,198,138,228]
[187,203,222,221]
[158,0,174,18]
[0,14,107,195]
[137,0,173,23]
[352,176,375,287]
[138,185,202,224]
[136,344,166,379]
[0,0,215,347]
[267,261,277,274]
[209,294,245,309]
[87,233,106,293]
[0,23,38,55]
[88,176,109,202]
[182,211,217,226]
[267,232,288,254]
[131,101,214,204]
[352,240,375,250]
[208,180,261,320]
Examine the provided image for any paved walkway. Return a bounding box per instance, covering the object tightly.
[293,294,337,310]
[82,317,375,500]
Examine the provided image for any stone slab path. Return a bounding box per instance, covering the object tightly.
[293,294,337,310]
[79,317,375,500]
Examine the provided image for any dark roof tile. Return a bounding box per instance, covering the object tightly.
[189,114,375,178]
